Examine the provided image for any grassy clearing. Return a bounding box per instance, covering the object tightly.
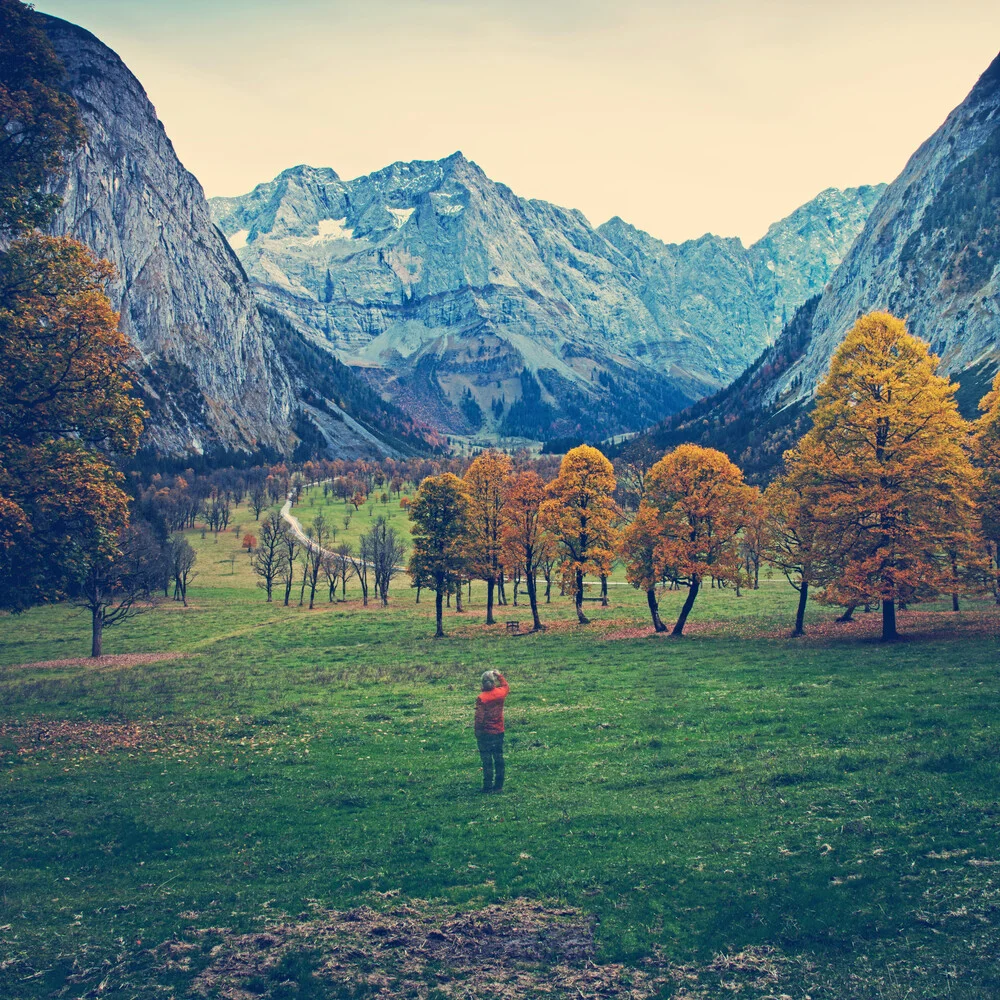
[1,502,999,997]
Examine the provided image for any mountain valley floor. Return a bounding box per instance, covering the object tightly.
[2,499,999,998]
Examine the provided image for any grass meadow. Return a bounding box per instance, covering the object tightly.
[1,492,999,998]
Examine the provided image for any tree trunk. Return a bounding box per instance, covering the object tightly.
[952,593,960,612]
[91,608,104,658]
[486,578,495,625]
[882,598,898,641]
[435,586,445,638]
[792,582,809,637]
[415,582,421,604]
[526,569,543,631]
[647,589,666,632]
[600,574,608,607]
[575,569,589,624]
[545,573,552,603]
[672,578,700,636]
[455,581,464,613]
[836,603,856,623]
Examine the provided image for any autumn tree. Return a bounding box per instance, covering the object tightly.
[500,470,547,631]
[621,505,668,632]
[408,473,470,637]
[0,236,145,611]
[783,312,979,640]
[975,371,1000,604]
[643,444,756,636]
[464,450,513,624]
[540,446,617,624]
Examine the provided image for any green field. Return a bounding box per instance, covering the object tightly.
[2,500,999,998]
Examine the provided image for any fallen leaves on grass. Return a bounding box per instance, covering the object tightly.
[150,898,803,1000]
[603,609,1000,643]
[0,717,321,765]
[6,652,184,671]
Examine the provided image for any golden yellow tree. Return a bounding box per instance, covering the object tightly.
[974,371,1000,603]
[463,449,513,624]
[540,445,617,624]
[783,312,979,640]
[500,470,547,631]
[643,444,755,636]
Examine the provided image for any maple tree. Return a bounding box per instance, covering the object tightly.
[407,473,470,637]
[540,445,617,624]
[0,236,145,611]
[642,444,756,636]
[463,449,513,625]
[500,470,547,631]
[782,312,979,640]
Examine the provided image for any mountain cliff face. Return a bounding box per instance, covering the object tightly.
[211,158,880,441]
[765,51,1000,406]
[621,51,1000,481]
[41,14,295,456]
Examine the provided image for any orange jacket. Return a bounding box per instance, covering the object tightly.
[474,675,509,735]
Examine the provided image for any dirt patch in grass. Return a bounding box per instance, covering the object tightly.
[153,897,800,999]
[7,652,184,671]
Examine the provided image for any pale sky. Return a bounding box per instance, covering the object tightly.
[34,0,1000,245]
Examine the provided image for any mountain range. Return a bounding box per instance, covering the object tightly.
[623,50,1000,481]
[210,160,882,441]
[38,10,1000,465]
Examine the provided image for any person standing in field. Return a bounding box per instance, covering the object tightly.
[475,669,509,793]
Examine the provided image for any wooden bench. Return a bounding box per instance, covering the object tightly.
[505,620,521,634]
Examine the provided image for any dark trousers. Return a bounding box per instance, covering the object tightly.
[477,733,505,790]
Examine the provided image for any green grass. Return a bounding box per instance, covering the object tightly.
[291,485,415,557]
[1,503,999,997]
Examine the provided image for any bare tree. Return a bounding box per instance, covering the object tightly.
[248,482,268,520]
[251,512,285,602]
[75,522,162,658]
[361,516,404,606]
[348,546,370,606]
[167,535,197,606]
[335,542,353,599]
[279,525,301,607]
[304,514,330,609]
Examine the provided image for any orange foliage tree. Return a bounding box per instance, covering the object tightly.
[642,444,756,636]
[501,470,547,631]
[0,235,145,611]
[540,445,617,624]
[782,312,979,640]
[463,449,513,625]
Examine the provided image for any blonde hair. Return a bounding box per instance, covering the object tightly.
[481,670,498,691]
